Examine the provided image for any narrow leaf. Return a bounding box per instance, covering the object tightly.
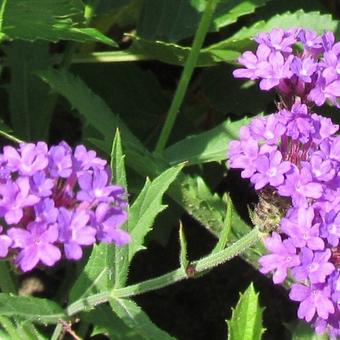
[227,283,265,340]
[164,117,251,165]
[128,163,184,261]
[0,294,65,324]
[1,0,116,45]
[110,129,130,288]
[208,10,337,53]
[110,297,174,340]
[212,193,233,253]
[69,243,115,303]
[179,221,189,270]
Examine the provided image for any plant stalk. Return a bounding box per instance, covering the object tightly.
[154,0,221,153]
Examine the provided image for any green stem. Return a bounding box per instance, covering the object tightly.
[115,227,260,298]
[52,228,260,339]
[154,0,220,153]
[72,51,148,63]
[0,130,23,143]
[0,261,16,293]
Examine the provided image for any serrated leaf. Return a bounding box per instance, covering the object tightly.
[0,294,65,324]
[164,117,251,165]
[138,0,271,42]
[0,0,115,45]
[179,222,189,270]
[129,34,238,66]
[212,193,233,253]
[128,164,184,261]
[85,304,140,339]
[110,129,130,288]
[69,243,116,303]
[227,283,265,340]
[208,10,337,53]
[110,298,174,340]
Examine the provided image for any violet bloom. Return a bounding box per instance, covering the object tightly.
[281,207,324,250]
[255,52,293,90]
[259,232,300,284]
[94,203,130,245]
[255,28,296,53]
[250,150,291,190]
[3,143,48,175]
[278,166,323,207]
[0,177,39,225]
[320,210,340,247]
[48,143,73,178]
[0,227,11,257]
[58,208,96,260]
[290,56,317,83]
[289,283,335,322]
[292,248,335,284]
[8,222,61,272]
[249,114,286,145]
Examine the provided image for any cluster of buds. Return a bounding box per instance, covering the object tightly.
[0,141,129,272]
[229,28,340,338]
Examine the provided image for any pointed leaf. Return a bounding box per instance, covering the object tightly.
[69,243,115,303]
[0,0,116,45]
[0,294,65,324]
[179,222,189,270]
[227,283,265,340]
[208,10,337,53]
[128,164,184,261]
[212,193,233,253]
[110,129,130,288]
[164,117,251,165]
[110,298,174,340]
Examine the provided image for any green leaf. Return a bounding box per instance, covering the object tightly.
[110,298,174,340]
[110,130,130,289]
[287,320,328,340]
[208,10,338,53]
[179,222,189,270]
[0,294,65,324]
[227,283,265,340]
[69,243,115,303]
[164,117,251,165]
[38,68,145,153]
[85,305,140,339]
[212,193,232,253]
[138,0,270,42]
[6,40,52,140]
[0,0,116,45]
[128,164,184,261]
[129,34,238,66]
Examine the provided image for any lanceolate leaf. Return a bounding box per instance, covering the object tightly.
[164,117,251,165]
[0,0,116,45]
[0,294,65,324]
[110,130,130,288]
[227,284,265,340]
[207,10,338,53]
[110,298,175,340]
[128,164,184,261]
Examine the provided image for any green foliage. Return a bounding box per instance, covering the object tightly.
[178,222,189,270]
[128,164,184,261]
[208,10,338,52]
[0,294,65,324]
[227,284,265,340]
[109,298,175,339]
[0,0,115,45]
[164,117,251,165]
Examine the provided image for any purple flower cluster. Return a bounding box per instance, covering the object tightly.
[229,28,340,338]
[233,28,340,107]
[0,141,130,272]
